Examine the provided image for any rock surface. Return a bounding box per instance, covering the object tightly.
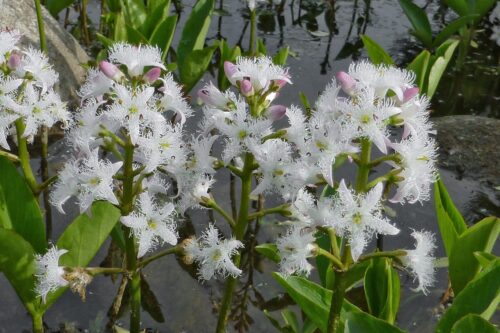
[433,115,500,186]
[1,0,89,103]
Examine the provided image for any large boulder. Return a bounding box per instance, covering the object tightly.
[1,0,89,103]
[433,115,500,186]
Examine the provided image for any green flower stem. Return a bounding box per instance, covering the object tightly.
[138,246,181,268]
[87,267,126,276]
[32,313,43,333]
[261,129,287,143]
[247,203,291,221]
[249,9,257,55]
[33,0,47,52]
[121,141,141,333]
[327,138,373,333]
[365,169,402,190]
[368,153,400,168]
[358,250,407,262]
[0,150,19,163]
[37,175,58,193]
[316,248,345,271]
[14,119,38,193]
[216,152,254,333]
[328,228,341,259]
[205,199,236,228]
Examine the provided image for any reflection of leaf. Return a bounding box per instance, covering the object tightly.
[141,274,165,323]
[309,30,330,37]
[335,41,363,61]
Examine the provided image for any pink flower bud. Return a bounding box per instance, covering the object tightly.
[99,61,123,81]
[267,105,287,121]
[240,79,253,96]
[197,88,212,104]
[224,61,237,82]
[7,53,21,70]
[335,71,355,94]
[143,67,162,83]
[403,87,419,103]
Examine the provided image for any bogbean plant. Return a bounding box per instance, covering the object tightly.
[0,24,491,333]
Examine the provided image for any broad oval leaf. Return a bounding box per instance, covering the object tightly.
[406,50,430,91]
[360,35,394,65]
[436,259,500,333]
[255,243,280,263]
[149,15,178,61]
[179,45,218,93]
[0,156,46,253]
[450,314,498,333]
[433,15,477,47]
[427,40,459,99]
[449,216,499,294]
[344,311,407,333]
[399,0,433,48]
[45,0,76,16]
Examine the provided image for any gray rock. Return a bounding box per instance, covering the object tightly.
[433,115,500,185]
[1,0,89,103]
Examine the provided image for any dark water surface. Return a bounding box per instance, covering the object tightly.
[0,0,499,332]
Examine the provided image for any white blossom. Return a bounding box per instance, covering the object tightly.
[108,43,165,77]
[78,68,114,101]
[17,48,58,94]
[276,226,316,276]
[185,224,243,280]
[332,180,399,261]
[0,29,20,63]
[403,230,436,295]
[35,246,68,303]
[158,73,192,124]
[121,192,178,257]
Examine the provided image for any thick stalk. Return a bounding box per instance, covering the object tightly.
[215,152,254,333]
[15,120,38,193]
[355,138,371,193]
[122,142,141,333]
[33,0,47,52]
[249,9,257,55]
[32,313,43,333]
[327,271,345,333]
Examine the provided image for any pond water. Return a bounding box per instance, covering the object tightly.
[0,0,499,332]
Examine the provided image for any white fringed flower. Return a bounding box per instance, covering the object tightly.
[108,43,165,76]
[276,226,316,276]
[332,180,400,261]
[0,29,21,63]
[185,224,243,280]
[17,48,58,94]
[121,192,178,258]
[50,149,122,213]
[158,73,193,125]
[35,246,68,303]
[403,230,436,295]
[78,68,114,100]
[389,133,437,204]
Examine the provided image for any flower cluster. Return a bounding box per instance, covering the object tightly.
[0,29,68,150]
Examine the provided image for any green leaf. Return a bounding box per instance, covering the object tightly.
[282,309,300,332]
[471,0,497,23]
[434,178,467,256]
[125,24,148,44]
[177,0,214,64]
[257,38,268,56]
[0,228,39,316]
[149,15,178,61]
[445,0,469,16]
[399,0,433,48]
[45,0,76,16]
[273,46,290,66]
[217,41,241,90]
[121,0,148,29]
[449,216,500,294]
[42,201,121,309]
[114,12,128,41]
[273,273,361,333]
[96,33,115,49]
[427,39,459,99]
[255,243,280,263]
[473,251,497,269]
[0,157,46,253]
[360,35,394,65]
[343,260,370,290]
[433,15,477,47]
[451,314,498,333]
[344,311,407,333]
[364,258,400,324]
[407,50,430,90]
[436,259,500,333]
[315,231,332,287]
[141,0,171,37]
[179,45,218,93]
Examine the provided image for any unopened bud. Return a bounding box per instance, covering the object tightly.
[240,79,253,96]
[224,61,237,83]
[403,87,419,103]
[7,52,21,70]
[267,105,287,121]
[335,71,355,94]
[143,67,161,83]
[99,61,123,81]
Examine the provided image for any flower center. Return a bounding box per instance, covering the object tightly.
[88,177,101,186]
[353,212,363,224]
[148,219,158,230]
[360,114,371,124]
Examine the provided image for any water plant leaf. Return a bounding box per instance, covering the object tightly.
[179,44,218,93]
[407,50,430,90]
[427,39,459,99]
[42,201,121,309]
[360,35,394,65]
[432,15,477,47]
[273,46,290,66]
[473,251,497,269]
[149,15,178,61]
[218,40,241,90]
[451,314,498,333]
[141,0,172,37]
[449,216,500,294]
[255,243,280,263]
[344,311,407,333]
[177,0,214,63]
[0,228,39,316]
[445,0,469,16]
[273,273,361,333]
[436,259,500,333]
[0,156,46,253]
[399,0,433,48]
[364,257,400,324]
[434,178,467,257]
[45,0,76,16]
[122,0,147,30]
